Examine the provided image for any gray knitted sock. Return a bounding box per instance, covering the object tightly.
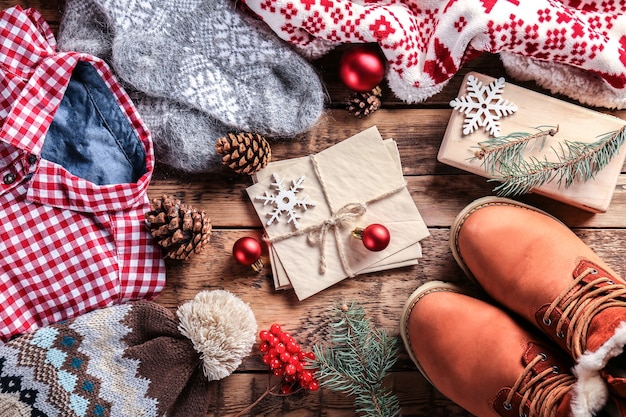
[58,0,325,173]
[58,0,113,60]
[136,96,229,173]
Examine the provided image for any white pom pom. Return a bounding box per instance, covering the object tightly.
[177,290,257,381]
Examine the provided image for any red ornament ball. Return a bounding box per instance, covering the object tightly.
[339,44,386,92]
[361,224,391,252]
[232,237,262,266]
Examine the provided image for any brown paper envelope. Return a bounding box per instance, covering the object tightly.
[270,241,422,290]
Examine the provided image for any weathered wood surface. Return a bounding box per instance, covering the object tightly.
[5,1,626,416]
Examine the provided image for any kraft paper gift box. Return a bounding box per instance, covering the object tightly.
[247,126,429,300]
[438,72,626,213]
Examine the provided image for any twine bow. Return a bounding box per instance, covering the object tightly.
[307,202,366,275]
[265,202,367,275]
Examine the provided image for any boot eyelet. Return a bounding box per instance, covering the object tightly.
[552,366,560,373]
[503,402,512,411]
[591,269,598,274]
[557,331,565,339]
[539,353,547,361]
[543,317,552,326]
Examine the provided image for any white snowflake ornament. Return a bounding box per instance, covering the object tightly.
[450,75,518,137]
[255,173,316,229]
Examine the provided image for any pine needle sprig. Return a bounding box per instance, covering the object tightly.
[471,125,559,174]
[311,303,401,417]
[491,126,626,196]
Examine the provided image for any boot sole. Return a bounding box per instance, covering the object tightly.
[449,196,560,285]
[400,280,466,386]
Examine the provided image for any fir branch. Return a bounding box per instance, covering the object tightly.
[491,126,626,196]
[471,125,558,174]
[311,303,401,417]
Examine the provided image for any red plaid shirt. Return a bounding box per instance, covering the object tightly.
[0,6,166,341]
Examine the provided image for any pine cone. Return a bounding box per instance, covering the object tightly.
[346,85,382,118]
[145,195,212,260]
[215,132,271,175]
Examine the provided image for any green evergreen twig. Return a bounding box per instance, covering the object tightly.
[472,125,558,174]
[471,125,626,196]
[311,303,401,417]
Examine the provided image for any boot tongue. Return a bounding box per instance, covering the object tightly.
[586,308,626,354]
[555,391,574,417]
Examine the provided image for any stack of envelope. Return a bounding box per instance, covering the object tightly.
[247,126,430,300]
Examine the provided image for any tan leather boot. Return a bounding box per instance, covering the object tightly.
[450,197,626,400]
[400,281,605,417]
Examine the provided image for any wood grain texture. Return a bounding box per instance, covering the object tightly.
[3,1,626,416]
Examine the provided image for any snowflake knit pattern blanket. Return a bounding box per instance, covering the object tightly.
[243,0,626,109]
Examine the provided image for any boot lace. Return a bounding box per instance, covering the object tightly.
[503,352,575,417]
[542,266,626,358]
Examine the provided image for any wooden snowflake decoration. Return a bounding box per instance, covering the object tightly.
[255,173,316,229]
[450,75,518,137]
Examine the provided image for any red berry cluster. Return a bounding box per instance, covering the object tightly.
[259,323,319,394]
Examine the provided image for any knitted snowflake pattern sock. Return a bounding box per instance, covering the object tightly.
[135,96,233,174]
[58,0,325,173]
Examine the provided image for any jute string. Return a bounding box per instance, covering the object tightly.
[264,154,406,275]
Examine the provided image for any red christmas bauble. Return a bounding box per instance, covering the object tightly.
[361,224,390,252]
[339,45,386,92]
[232,237,262,266]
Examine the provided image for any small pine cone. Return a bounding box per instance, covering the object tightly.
[346,85,382,118]
[215,132,271,175]
[145,195,212,260]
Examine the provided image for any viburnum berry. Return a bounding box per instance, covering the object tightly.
[279,332,291,344]
[299,370,313,383]
[270,323,282,335]
[286,340,300,354]
[270,358,282,370]
[284,363,297,375]
[257,324,320,395]
[307,380,320,391]
[238,324,322,415]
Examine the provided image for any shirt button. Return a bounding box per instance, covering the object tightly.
[3,173,16,184]
[28,154,37,165]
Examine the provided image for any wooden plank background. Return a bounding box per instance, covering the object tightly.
[6,1,626,416]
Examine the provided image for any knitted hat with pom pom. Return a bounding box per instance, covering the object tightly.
[0,290,257,417]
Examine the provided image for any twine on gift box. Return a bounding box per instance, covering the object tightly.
[265,154,407,276]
